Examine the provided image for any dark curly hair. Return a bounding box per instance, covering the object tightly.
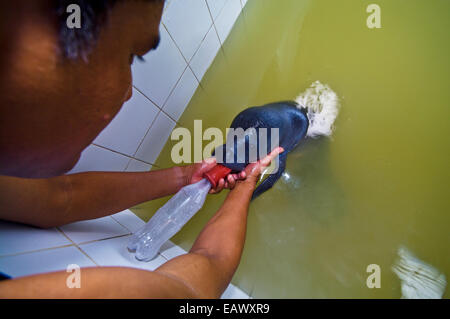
[54,0,163,60]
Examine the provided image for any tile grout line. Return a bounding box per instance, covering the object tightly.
[205,0,227,49]
[131,85,161,110]
[161,18,211,92]
[129,0,242,165]
[133,84,182,124]
[90,143,144,162]
[159,23,192,99]
[94,86,168,169]
[127,109,163,162]
[76,233,132,246]
[162,10,213,67]
[131,52,187,161]
[131,1,228,163]
[214,0,245,63]
[91,143,155,167]
[73,229,169,264]
[202,0,228,86]
[0,243,75,259]
[159,23,203,105]
[56,228,99,266]
[110,215,136,234]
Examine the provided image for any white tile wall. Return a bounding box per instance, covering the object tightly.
[0,210,250,298]
[124,158,152,172]
[215,0,243,44]
[70,0,245,171]
[190,26,222,81]
[207,0,228,21]
[93,88,159,156]
[134,111,177,164]
[2,0,249,298]
[132,26,187,108]
[162,0,213,62]
[162,67,199,122]
[68,144,130,174]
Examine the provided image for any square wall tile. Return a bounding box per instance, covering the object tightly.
[215,0,242,44]
[0,221,71,256]
[163,67,198,122]
[59,216,130,244]
[0,246,95,278]
[67,144,130,174]
[163,0,213,62]
[94,88,159,156]
[132,26,187,107]
[80,235,166,271]
[163,0,172,12]
[190,26,221,81]
[134,112,176,164]
[111,210,146,233]
[207,0,228,21]
[125,159,152,172]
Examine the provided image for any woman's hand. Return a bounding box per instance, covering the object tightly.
[185,158,246,194]
[185,147,283,193]
[241,147,285,187]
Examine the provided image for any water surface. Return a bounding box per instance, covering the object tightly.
[134,0,450,298]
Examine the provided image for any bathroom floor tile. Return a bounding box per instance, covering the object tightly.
[59,216,130,244]
[111,210,146,233]
[0,220,71,256]
[79,235,166,271]
[159,241,187,260]
[0,246,95,278]
[221,284,250,299]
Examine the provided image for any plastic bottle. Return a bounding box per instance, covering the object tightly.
[128,165,231,261]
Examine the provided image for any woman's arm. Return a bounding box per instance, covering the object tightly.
[0,148,283,299]
[154,147,284,297]
[0,158,243,228]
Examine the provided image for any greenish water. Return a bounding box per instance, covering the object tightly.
[133,0,450,298]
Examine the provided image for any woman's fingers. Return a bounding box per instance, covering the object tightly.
[219,173,246,191]
[260,147,284,168]
[245,147,285,179]
[227,174,236,189]
[209,178,225,194]
[208,148,284,193]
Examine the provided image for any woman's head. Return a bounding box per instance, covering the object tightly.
[0,0,164,177]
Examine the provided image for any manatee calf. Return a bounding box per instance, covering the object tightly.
[214,81,340,199]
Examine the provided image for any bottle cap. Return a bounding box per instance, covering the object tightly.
[204,165,232,188]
